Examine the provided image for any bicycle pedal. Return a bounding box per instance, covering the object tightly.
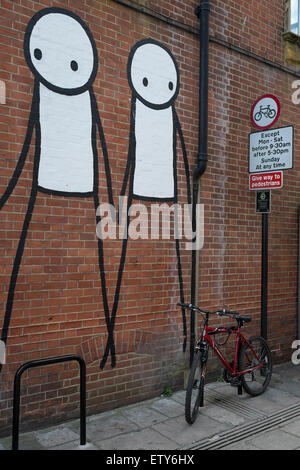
[230,377,242,387]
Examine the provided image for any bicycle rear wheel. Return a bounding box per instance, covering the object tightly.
[238,336,272,396]
[254,111,262,121]
[185,349,205,424]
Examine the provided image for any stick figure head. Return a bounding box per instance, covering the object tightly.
[127,39,180,110]
[24,8,98,95]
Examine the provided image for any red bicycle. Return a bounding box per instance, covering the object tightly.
[178,303,272,425]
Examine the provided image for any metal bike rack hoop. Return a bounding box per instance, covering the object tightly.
[12,354,86,451]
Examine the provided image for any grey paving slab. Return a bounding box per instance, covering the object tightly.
[247,429,300,450]
[271,364,300,397]
[33,426,80,448]
[273,362,300,380]
[168,390,186,406]
[280,417,300,438]
[85,413,139,441]
[3,433,46,450]
[19,435,47,450]
[201,403,246,426]
[261,385,300,407]
[122,405,168,428]
[150,397,185,418]
[0,437,12,451]
[95,428,178,450]
[270,380,300,398]
[152,413,230,446]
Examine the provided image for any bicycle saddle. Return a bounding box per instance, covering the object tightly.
[236,315,251,323]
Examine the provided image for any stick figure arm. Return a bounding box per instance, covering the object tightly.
[96,117,114,207]
[91,93,114,207]
[121,98,136,198]
[120,143,133,197]
[173,108,191,205]
[0,100,36,211]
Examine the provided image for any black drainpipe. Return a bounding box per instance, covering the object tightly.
[190,0,210,365]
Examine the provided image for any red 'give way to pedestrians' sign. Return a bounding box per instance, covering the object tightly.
[249,171,283,190]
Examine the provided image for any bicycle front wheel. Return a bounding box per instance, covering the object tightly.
[185,350,205,424]
[267,109,276,119]
[238,336,272,396]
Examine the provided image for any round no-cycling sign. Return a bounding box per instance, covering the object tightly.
[251,94,280,130]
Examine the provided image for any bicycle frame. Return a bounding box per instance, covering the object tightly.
[200,322,263,377]
[259,105,271,113]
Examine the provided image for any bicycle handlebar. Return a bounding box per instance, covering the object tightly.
[177,303,239,317]
[220,309,240,316]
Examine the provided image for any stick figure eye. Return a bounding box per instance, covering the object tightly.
[142,77,148,87]
[168,81,174,91]
[70,60,78,71]
[34,48,42,60]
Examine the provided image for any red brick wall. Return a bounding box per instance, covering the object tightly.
[200,0,298,371]
[0,0,298,435]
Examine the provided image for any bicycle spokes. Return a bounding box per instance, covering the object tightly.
[239,337,272,396]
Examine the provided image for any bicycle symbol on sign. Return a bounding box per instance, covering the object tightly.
[254,105,277,122]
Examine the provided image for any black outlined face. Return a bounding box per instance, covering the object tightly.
[24,8,98,95]
[127,39,180,110]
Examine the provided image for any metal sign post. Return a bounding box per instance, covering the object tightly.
[254,190,270,339]
[261,213,268,340]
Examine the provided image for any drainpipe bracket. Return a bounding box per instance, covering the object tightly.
[196,152,208,161]
[193,153,208,181]
[195,2,210,18]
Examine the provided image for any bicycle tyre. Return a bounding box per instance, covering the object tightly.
[267,109,276,119]
[238,336,272,396]
[185,350,205,424]
[254,112,262,122]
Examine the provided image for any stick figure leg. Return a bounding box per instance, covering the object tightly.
[0,185,38,371]
[93,193,116,367]
[99,236,128,369]
[99,192,132,370]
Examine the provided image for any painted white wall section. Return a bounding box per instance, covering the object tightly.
[133,99,174,199]
[38,84,94,193]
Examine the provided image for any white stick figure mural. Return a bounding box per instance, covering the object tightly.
[100,39,191,369]
[0,7,115,369]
